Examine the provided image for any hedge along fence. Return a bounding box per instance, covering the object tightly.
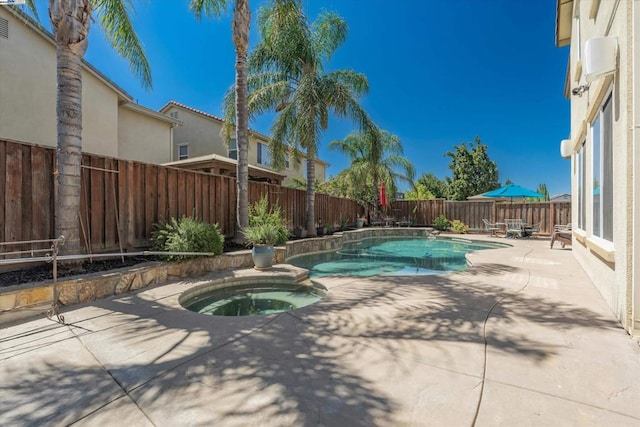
[0,139,362,255]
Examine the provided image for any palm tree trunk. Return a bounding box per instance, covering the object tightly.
[232,0,251,242]
[50,0,92,258]
[55,44,83,256]
[306,152,316,237]
[372,172,380,222]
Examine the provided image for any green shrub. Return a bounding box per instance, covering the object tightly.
[151,216,223,260]
[450,219,469,234]
[243,195,289,246]
[433,214,450,231]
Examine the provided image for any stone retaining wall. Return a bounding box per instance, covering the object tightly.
[0,251,256,326]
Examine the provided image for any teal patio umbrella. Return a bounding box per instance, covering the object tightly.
[482,184,544,201]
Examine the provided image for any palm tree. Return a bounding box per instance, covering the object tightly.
[23,0,150,257]
[233,0,371,237]
[329,128,415,218]
[190,0,251,242]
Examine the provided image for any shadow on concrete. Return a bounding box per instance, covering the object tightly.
[0,258,622,426]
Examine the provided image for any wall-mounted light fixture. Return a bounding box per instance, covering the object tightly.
[571,84,590,97]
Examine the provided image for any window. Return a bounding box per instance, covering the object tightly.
[592,92,613,242]
[575,14,581,61]
[285,153,290,169]
[577,141,586,230]
[257,142,270,166]
[228,139,237,160]
[169,111,178,119]
[178,144,189,160]
[592,116,600,236]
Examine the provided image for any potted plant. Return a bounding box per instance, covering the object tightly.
[243,195,289,269]
[293,225,307,239]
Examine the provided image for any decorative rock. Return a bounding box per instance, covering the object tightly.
[58,281,79,306]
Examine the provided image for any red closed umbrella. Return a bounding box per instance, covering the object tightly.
[379,182,388,207]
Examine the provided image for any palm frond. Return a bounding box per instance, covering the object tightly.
[94,0,152,89]
[21,0,39,20]
[188,0,230,20]
[311,11,348,62]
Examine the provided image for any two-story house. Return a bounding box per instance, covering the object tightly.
[555,0,639,335]
[0,6,179,163]
[159,101,328,186]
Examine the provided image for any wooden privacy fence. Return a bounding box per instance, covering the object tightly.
[1,140,570,255]
[390,200,571,235]
[0,140,362,254]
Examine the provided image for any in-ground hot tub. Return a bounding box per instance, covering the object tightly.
[180,279,327,316]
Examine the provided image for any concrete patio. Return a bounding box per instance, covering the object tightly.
[1,237,639,426]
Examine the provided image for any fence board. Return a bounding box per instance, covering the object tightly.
[117,159,128,250]
[31,147,53,245]
[20,145,32,247]
[0,141,5,244]
[5,143,23,245]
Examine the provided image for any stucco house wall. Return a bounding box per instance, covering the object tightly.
[118,105,175,165]
[557,0,638,334]
[0,6,57,146]
[161,101,328,184]
[0,6,176,162]
[82,71,120,158]
[167,107,228,160]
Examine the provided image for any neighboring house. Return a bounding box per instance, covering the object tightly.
[555,0,639,335]
[549,193,571,203]
[159,101,328,186]
[0,6,179,164]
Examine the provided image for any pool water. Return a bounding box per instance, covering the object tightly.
[183,283,326,316]
[287,237,507,277]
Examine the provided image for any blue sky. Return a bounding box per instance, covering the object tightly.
[31,0,571,195]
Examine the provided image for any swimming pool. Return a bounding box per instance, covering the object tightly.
[287,236,508,277]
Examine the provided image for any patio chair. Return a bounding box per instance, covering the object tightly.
[525,221,543,238]
[550,223,572,248]
[505,219,524,238]
[482,219,500,236]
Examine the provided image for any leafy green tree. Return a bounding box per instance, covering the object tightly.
[445,137,499,201]
[190,0,252,242]
[25,0,150,256]
[504,178,513,186]
[405,183,435,200]
[232,0,372,236]
[413,173,448,199]
[329,129,414,215]
[314,171,376,209]
[536,183,550,201]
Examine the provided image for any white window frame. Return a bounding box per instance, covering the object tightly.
[228,139,237,160]
[257,142,270,166]
[285,153,290,169]
[577,140,586,231]
[178,143,189,160]
[591,90,613,243]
